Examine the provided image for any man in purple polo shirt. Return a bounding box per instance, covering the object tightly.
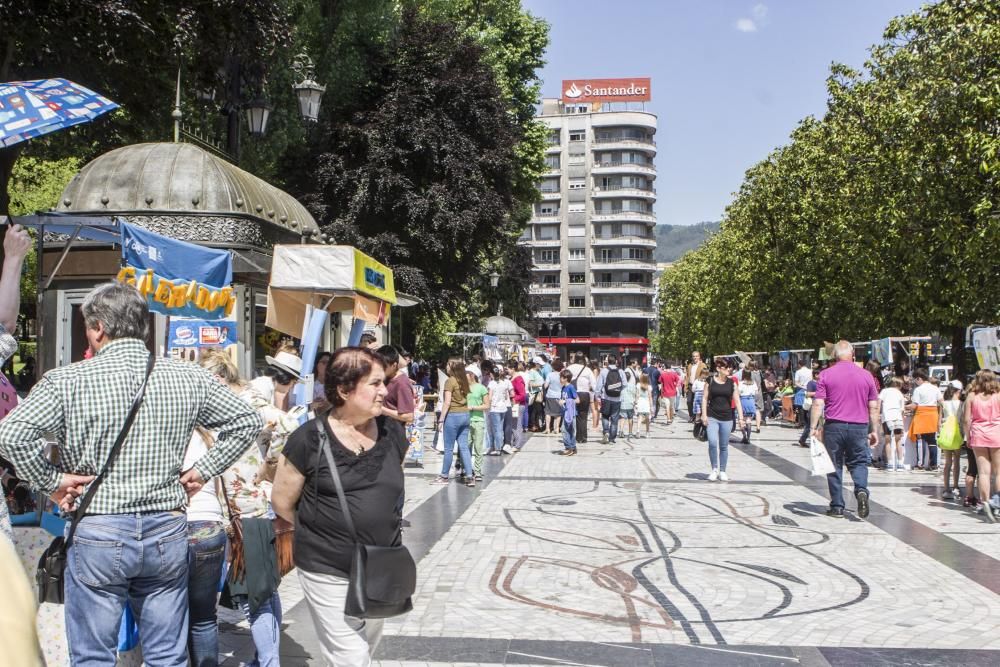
[809,340,879,519]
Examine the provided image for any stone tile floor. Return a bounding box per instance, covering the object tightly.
[219,415,1000,666]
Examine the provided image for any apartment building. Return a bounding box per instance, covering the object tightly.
[522,78,657,362]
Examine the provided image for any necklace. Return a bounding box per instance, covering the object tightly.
[328,415,375,456]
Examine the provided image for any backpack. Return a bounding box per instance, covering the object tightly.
[604,369,624,398]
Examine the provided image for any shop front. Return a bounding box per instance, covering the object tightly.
[537,336,649,363]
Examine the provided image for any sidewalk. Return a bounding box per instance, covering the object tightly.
[219,414,1000,666]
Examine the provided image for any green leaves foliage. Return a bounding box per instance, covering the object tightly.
[656,0,1000,362]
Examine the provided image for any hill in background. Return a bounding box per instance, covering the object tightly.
[654,221,720,263]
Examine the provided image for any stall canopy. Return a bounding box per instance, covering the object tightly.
[265,245,397,336]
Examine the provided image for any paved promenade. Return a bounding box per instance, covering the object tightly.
[220,413,1000,666]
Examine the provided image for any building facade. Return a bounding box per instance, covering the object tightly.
[523,80,657,362]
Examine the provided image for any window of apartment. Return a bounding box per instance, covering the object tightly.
[569,273,585,284]
[625,248,646,260]
[567,203,585,213]
[568,248,585,260]
[567,226,585,237]
[539,249,559,264]
[568,178,586,190]
[628,272,645,283]
[622,223,646,236]
[536,226,559,241]
[542,274,559,285]
[568,130,585,142]
[599,248,616,262]
[538,204,558,216]
[544,156,560,169]
[539,178,560,193]
[569,297,586,308]
[547,131,561,144]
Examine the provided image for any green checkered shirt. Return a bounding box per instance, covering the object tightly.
[0,338,263,515]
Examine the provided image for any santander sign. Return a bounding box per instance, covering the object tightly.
[561,78,651,103]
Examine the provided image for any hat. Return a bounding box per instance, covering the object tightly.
[465,363,482,379]
[265,351,303,379]
[532,356,544,365]
[950,379,963,390]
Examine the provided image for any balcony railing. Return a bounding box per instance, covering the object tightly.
[592,306,657,316]
[591,235,657,244]
[591,209,656,222]
[591,257,655,265]
[592,137,656,147]
[592,186,656,198]
[592,160,655,170]
[592,281,655,290]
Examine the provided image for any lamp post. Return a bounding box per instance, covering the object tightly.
[292,53,326,122]
[244,97,271,137]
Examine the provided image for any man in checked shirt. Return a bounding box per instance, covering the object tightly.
[0,282,263,666]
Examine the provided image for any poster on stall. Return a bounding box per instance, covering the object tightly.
[972,328,1000,372]
[482,335,502,361]
[167,318,238,363]
[872,338,892,367]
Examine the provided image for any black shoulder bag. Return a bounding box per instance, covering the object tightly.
[316,418,416,619]
[36,352,155,604]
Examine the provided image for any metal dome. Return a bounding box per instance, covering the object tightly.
[484,315,524,337]
[57,142,318,234]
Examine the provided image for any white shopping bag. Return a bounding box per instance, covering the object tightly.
[809,436,835,476]
[434,428,445,453]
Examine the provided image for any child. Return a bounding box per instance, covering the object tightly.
[635,374,652,438]
[940,385,962,499]
[558,369,580,456]
[879,376,906,471]
[739,370,759,444]
[620,374,637,438]
[692,368,709,440]
[466,368,489,482]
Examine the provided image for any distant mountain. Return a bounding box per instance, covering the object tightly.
[654,222,720,263]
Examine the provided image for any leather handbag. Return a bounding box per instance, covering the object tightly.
[36,352,155,604]
[316,419,415,619]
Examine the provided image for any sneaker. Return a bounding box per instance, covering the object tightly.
[964,496,978,507]
[942,490,955,500]
[708,469,719,482]
[486,450,501,456]
[826,507,845,518]
[502,444,513,454]
[474,474,483,482]
[601,434,609,444]
[558,449,576,456]
[856,490,870,519]
[981,503,996,523]
[430,476,450,485]
[719,471,729,482]
[465,478,476,488]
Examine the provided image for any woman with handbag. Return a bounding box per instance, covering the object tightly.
[272,347,414,666]
[198,350,301,666]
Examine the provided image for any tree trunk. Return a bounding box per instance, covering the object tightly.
[950,325,967,383]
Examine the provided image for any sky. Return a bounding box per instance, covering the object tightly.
[521,0,927,226]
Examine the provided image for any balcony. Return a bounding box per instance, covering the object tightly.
[525,237,562,247]
[543,166,562,176]
[535,309,561,319]
[591,161,657,177]
[529,215,560,223]
[591,282,657,294]
[590,257,656,270]
[539,190,562,201]
[592,185,656,200]
[591,137,656,154]
[529,283,561,295]
[532,261,561,270]
[592,306,657,318]
[591,209,656,224]
[591,235,657,248]
[545,143,561,154]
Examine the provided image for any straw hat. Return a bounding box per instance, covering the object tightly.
[265,350,303,379]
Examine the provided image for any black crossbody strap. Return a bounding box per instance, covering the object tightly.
[63,351,155,551]
[315,418,359,542]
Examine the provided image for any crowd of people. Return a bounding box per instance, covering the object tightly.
[0,280,422,665]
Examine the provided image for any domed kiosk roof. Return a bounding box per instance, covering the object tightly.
[58,142,318,234]
[484,315,525,338]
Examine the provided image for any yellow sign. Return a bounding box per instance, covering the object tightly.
[116,266,236,318]
[351,249,396,304]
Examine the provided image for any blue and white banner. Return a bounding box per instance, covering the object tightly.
[119,222,234,319]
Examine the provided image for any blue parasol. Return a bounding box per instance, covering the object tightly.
[0,78,118,148]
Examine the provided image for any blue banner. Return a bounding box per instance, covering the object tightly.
[119,222,234,319]
[167,319,237,350]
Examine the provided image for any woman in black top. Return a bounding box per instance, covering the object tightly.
[272,347,408,666]
[700,358,745,482]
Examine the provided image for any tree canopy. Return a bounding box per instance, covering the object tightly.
[655,0,1000,378]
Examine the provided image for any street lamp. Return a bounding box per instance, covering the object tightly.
[244,97,271,136]
[292,53,326,122]
[489,271,500,288]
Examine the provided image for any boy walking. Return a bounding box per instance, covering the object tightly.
[559,369,580,456]
[466,368,489,482]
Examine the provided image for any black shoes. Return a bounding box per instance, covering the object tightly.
[856,490,870,518]
[826,507,845,518]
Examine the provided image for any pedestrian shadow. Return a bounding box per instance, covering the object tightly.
[783,500,864,522]
[685,472,712,481]
[909,484,975,514]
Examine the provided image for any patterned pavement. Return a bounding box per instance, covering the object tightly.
[220,414,1000,666]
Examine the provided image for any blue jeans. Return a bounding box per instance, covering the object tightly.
[441,412,474,478]
[233,592,283,667]
[488,411,505,451]
[65,511,189,666]
[706,417,733,471]
[563,417,577,450]
[601,400,621,442]
[824,421,870,509]
[188,521,227,667]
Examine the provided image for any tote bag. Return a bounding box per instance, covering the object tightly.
[938,415,962,451]
[809,436,836,476]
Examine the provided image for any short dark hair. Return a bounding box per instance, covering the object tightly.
[560,369,573,381]
[359,332,377,346]
[324,347,386,407]
[913,368,929,382]
[376,344,400,367]
[574,352,586,364]
[607,355,617,365]
[267,365,297,386]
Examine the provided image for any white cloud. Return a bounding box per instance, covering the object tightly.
[735,3,769,33]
